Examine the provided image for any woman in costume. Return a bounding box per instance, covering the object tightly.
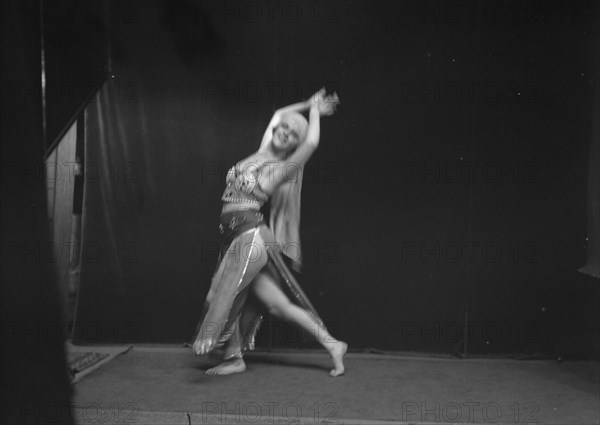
[192,88,347,377]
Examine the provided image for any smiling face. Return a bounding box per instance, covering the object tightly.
[272,117,302,154]
[270,112,309,158]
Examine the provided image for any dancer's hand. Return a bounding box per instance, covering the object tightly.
[307,87,327,107]
[317,92,339,116]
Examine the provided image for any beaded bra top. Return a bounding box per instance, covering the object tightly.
[221,161,273,208]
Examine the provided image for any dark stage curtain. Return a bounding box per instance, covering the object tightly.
[74,75,226,343]
[579,0,600,279]
[73,0,598,356]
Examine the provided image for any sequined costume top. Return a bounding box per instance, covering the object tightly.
[221,162,272,208]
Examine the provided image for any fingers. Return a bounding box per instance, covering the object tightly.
[322,96,339,115]
[311,88,340,115]
[311,88,340,101]
[324,93,340,105]
[310,87,327,103]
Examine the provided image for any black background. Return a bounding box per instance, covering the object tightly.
[5,0,598,357]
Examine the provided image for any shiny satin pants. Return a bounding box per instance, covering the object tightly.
[192,211,325,357]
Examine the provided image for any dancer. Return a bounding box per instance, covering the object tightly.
[192,88,346,377]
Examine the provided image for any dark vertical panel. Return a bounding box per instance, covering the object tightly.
[1,0,74,422]
[43,0,107,148]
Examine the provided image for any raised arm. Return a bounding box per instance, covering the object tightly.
[287,102,321,165]
[283,91,339,172]
[259,89,326,149]
[264,91,339,191]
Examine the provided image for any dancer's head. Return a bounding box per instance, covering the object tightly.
[270,112,308,158]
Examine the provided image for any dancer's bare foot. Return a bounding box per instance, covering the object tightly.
[205,358,246,376]
[328,341,347,377]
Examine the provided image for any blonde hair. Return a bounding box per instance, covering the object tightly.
[260,112,308,271]
[278,112,309,145]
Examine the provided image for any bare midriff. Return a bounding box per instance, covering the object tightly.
[221,202,261,214]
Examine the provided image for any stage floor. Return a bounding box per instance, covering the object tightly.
[71,345,599,425]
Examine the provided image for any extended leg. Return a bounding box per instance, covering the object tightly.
[252,270,347,377]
